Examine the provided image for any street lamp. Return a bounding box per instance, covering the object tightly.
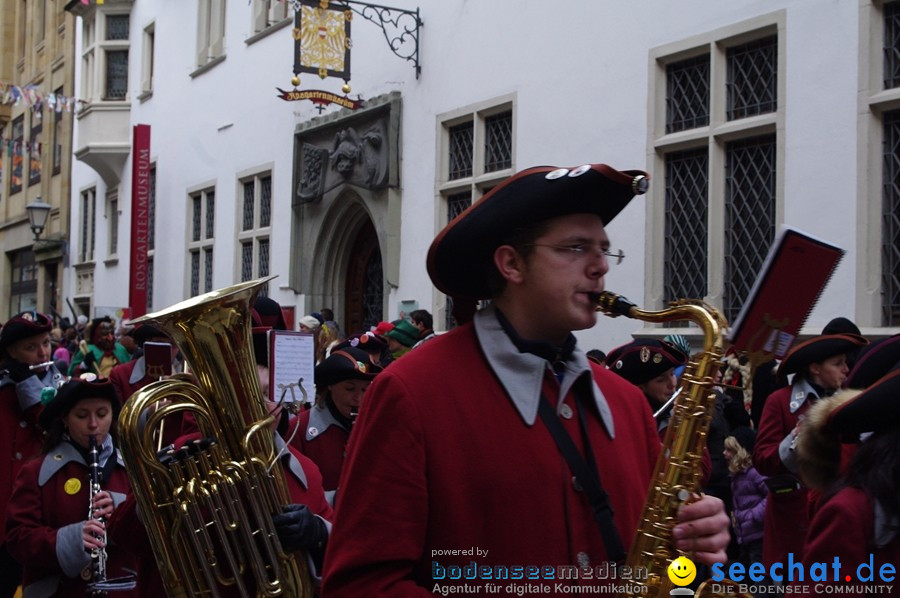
[26,197,52,241]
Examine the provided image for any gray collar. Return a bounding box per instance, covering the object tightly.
[38,435,122,486]
[129,356,147,384]
[274,433,308,489]
[874,499,899,548]
[788,377,819,414]
[1,364,65,410]
[473,307,614,437]
[306,402,347,441]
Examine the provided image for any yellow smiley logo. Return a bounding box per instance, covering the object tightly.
[667,555,697,587]
[64,478,82,495]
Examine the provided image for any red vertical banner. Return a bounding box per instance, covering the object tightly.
[129,124,151,318]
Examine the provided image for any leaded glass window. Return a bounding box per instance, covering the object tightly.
[260,176,271,227]
[107,14,130,40]
[882,110,900,325]
[105,49,129,100]
[192,197,202,242]
[664,148,709,304]
[188,189,215,297]
[727,36,777,120]
[204,248,214,293]
[205,192,215,238]
[885,1,900,89]
[666,55,710,133]
[723,135,777,323]
[243,181,255,231]
[241,242,253,282]
[190,251,200,297]
[237,172,272,285]
[447,191,471,222]
[448,122,473,180]
[485,111,512,173]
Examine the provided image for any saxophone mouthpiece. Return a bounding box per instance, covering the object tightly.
[591,291,638,317]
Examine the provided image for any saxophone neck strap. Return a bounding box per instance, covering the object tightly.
[537,393,626,563]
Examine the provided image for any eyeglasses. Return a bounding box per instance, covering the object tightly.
[523,243,625,265]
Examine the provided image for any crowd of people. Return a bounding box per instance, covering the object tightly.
[0,162,897,597]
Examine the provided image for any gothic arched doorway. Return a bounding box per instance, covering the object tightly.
[344,219,383,335]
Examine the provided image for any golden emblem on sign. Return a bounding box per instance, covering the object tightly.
[297,2,352,79]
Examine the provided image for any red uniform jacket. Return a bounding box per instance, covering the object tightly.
[322,313,663,596]
[287,404,349,492]
[108,358,150,403]
[791,487,900,597]
[107,433,333,597]
[5,440,138,597]
[107,358,195,448]
[753,383,815,568]
[0,374,53,547]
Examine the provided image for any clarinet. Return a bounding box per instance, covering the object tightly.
[88,435,108,597]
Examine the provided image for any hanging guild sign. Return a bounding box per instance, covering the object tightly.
[294,0,352,85]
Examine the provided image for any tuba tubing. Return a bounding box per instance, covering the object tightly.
[118,277,312,598]
[592,291,731,598]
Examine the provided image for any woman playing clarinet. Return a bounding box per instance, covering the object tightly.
[5,377,137,597]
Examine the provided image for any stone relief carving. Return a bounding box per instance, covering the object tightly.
[295,117,390,203]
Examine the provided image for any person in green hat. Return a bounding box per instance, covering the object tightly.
[384,319,419,360]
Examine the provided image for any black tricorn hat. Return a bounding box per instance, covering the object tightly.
[606,338,688,386]
[844,334,900,389]
[131,324,168,348]
[315,347,382,387]
[426,163,648,300]
[334,332,388,355]
[39,377,121,429]
[829,369,900,438]
[0,311,53,353]
[776,333,869,383]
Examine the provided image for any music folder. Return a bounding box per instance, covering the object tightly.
[728,226,844,364]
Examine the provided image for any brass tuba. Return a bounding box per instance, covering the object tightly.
[118,277,312,598]
[594,291,734,598]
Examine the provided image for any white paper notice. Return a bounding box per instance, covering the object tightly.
[269,330,315,404]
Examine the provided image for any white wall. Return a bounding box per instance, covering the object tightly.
[67,0,871,353]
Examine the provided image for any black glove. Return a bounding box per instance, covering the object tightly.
[81,351,96,372]
[1,361,33,383]
[272,504,328,554]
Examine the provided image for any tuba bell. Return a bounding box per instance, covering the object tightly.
[118,277,312,598]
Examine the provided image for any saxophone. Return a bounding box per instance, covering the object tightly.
[117,277,312,598]
[594,291,731,598]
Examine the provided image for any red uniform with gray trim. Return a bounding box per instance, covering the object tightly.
[322,321,662,596]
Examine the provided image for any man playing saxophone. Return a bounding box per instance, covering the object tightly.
[322,163,730,596]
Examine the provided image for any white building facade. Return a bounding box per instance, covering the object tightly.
[62,0,900,353]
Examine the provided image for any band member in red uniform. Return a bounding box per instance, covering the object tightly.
[322,163,730,596]
[606,338,713,484]
[753,333,867,569]
[792,369,900,597]
[5,377,138,597]
[108,325,191,448]
[287,346,381,495]
[108,325,175,402]
[0,311,63,598]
